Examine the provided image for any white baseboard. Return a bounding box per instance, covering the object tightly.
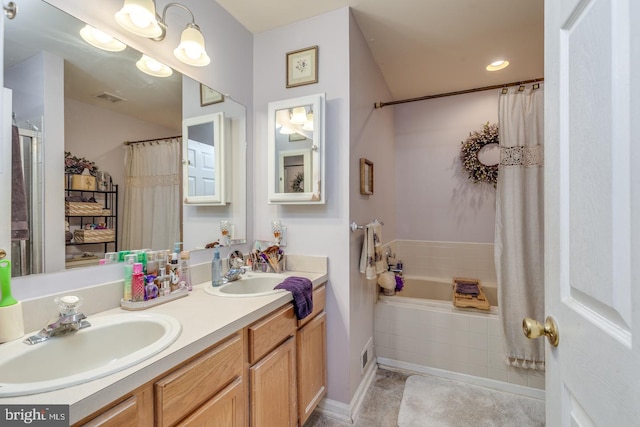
[314,357,378,423]
[377,357,545,400]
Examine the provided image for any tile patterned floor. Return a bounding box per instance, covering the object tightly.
[303,368,410,427]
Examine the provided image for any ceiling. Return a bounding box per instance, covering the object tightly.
[216,0,545,102]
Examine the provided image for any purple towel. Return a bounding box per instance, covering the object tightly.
[455,281,480,296]
[274,276,313,320]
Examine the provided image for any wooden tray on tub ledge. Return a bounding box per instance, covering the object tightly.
[452,277,490,311]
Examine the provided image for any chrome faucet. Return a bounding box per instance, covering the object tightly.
[224,250,246,282]
[224,267,245,282]
[23,295,90,345]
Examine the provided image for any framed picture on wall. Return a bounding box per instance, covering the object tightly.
[360,158,374,195]
[200,84,225,106]
[286,45,318,88]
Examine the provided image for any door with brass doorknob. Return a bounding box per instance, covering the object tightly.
[522,316,559,347]
[545,0,640,424]
[0,249,5,259]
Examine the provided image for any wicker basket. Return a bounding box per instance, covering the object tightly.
[74,229,115,243]
[66,201,104,216]
[452,277,490,311]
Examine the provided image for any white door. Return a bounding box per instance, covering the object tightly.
[544,0,639,425]
[186,139,215,197]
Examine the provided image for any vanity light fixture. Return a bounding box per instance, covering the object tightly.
[115,0,210,67]
[114,0,162,38]
[486,60,509,71]
[289,107,308,125]
[279,126,295,135]
[302,111,314,131]
[136,54,173,77]
[80,25,127,52]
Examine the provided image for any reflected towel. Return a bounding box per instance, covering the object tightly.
[274,276,313,320]
[359,221,385,280]
[11,125,29,241]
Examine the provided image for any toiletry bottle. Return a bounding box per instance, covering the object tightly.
[146,250,159,277]
[145,275,158,300]
[131,262,145,302]
[211,247,223,287]
[123,253,138,301]
[170,251,180,292]
[180,251,193,291]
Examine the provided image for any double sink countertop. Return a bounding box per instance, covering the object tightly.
[0,256,327,425]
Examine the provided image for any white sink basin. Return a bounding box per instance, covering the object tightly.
[0,312,181,397]
[204,273,288,297]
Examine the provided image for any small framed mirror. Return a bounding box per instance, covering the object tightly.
[268,93,325,204]
[183,112,228,205]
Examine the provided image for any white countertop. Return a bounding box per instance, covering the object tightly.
[0,269,327,425]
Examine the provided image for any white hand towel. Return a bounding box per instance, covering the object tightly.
[359,221,385,280]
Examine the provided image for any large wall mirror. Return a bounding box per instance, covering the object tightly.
[3,0,247,279]
[267,93,325,204]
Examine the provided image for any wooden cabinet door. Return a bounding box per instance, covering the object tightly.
[297,311,326,426]
[80,385,153,427]
[177,377,245,427]
[250,336,297,427]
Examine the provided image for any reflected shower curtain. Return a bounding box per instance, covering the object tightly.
[495,85,545,370]
[122,138,181,251]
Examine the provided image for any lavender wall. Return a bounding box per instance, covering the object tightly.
[394,89,499,243]
[348,11,396,400]
[253,8,353,404]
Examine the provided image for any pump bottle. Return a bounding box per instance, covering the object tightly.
[211,247,223,287]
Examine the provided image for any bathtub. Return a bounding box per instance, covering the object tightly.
[374,276,545,393]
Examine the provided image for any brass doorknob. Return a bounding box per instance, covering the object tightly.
[523,316,559,347]
[0,248,6,259]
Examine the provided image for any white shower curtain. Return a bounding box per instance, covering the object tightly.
[122,138,181,251]
[495,85,545,370]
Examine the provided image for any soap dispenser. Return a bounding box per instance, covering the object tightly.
[211,247,223,287]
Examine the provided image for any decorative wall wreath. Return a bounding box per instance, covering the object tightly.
[290,171,304,192]
[460,122,499,186]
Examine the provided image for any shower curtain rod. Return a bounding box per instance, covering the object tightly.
[123,135,181,145]
[373,77,544,109]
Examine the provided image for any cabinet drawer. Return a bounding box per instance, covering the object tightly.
[155,332,243,427]
[248,305,296,364]
[79,385,153,427]
[298,285,326,328]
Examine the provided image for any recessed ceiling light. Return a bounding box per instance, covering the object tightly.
[486,60,509,71]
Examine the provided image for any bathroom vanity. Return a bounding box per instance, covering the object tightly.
[0,261,327,427]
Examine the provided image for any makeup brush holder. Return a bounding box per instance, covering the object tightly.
[252,258,285,273]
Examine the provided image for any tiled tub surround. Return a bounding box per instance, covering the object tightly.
[375,241,544,397]
[394,240,497,284]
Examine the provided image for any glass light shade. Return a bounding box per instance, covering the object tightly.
[279,126,295,135]
[302,112,314,131]
[276,110,289,129]
[115,0,162,38]
[173,24,210,66]
[136,55,173,77]
[289,107,307,124]
[80,25,126,52]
